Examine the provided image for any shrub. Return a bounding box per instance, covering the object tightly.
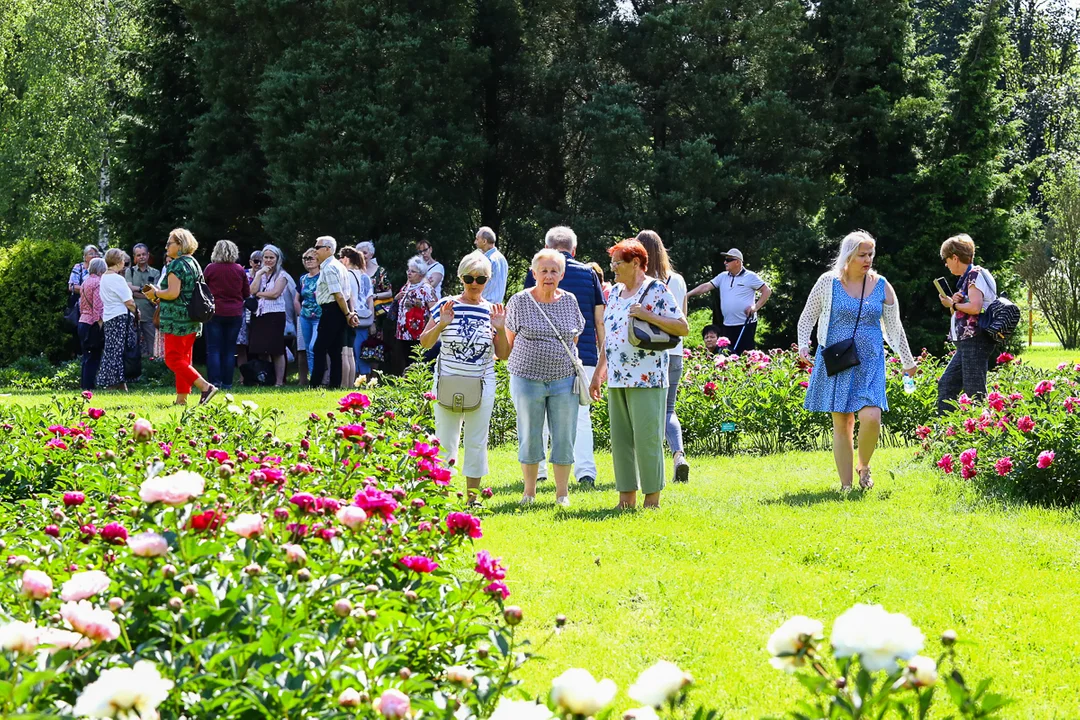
[0,238,83,365]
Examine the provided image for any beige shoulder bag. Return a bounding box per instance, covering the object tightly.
[527,291,591,406]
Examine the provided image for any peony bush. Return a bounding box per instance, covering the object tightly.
[922,356,1080,505]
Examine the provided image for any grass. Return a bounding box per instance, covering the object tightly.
[2,390,1078,717]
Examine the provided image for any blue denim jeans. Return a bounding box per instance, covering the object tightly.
[510,374,578,465]
[298,314,319,375]
[353,326,371,376]
[204,314,243,388]
[665,354,684,454]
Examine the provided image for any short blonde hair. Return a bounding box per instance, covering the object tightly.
[940,234,975,264]
[458,250,493,278]
[211,239,239,264]
[103,248,127,269]
[531,248,566,274]
[169,228,198,256]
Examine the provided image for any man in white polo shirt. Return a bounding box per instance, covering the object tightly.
[687,248,771,355]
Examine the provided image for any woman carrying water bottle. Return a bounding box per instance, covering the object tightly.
[797,231,917,491]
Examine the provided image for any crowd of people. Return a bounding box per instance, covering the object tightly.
[67,225,999,502]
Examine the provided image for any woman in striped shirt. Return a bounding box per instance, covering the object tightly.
[419,251,509,503]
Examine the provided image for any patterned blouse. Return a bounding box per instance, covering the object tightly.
[299,273,321,319]
[158,255,202,337]
[505,289,585,382]
[396,282,437,341]
[603,279,681,388]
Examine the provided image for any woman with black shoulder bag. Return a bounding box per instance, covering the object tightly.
[797,231,917,491]
[419,251,509,504]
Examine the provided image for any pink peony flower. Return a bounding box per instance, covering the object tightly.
[408,441,439,459]
[716,336,731,348]
[945,426,956,436]
[484,581,510,600]
[475,550,507,581]
[960,464,978,480]
[958,394,972,406]
[399,555,438,573]
[282,544,307,564]
[994,456,1013,476]
[1058,361,1070,371]
[87,408,105,420]
[962,418,977,434]
[290,493,318,513]
[315,497,341,514]
[959,448,978,468]
[132,417,154,442]
[703,381,717,397]
[1017,415,1035,433]
[21,569,53,600]
[423,391,437,401]
[0,621,39,654]
[446,512,483,539]
[100,522,129,546]
[60,570,110,602]
[1037,450,1055,469]
[128,532,168,557]
[338,424,366,440]
[1034,380,1054,397]
[1065,397,1078,413]
[82,390,93,400]
[227,513,265,538]
[987,392,1004,412]
[798,381,809,389]
[373,688,411,718]
[338,392,372,412]
[45,524,60,537]
[936,454,954,474]
[997,352,1014,364]
[37,627,91,653]
[205,449,230,463]
[59,600,121,642]
[139,471,205,506]
[63,491,86,507]
[353,486,400,521]
[915,426,931,440]
[336,506,368,530]
[45,438,68,451]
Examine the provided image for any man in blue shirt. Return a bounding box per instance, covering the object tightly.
[474,226,508,304]
[524,225,606,488]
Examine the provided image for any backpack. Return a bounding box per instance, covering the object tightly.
[181,256,215,323]
[974,269,1020,344]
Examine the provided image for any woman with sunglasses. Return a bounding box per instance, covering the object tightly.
[419,251,509,503]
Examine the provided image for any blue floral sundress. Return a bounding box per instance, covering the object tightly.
[804,278,889,413]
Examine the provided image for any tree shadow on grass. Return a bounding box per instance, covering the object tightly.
[761,489,884,507]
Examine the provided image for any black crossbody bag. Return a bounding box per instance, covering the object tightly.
[822,275,866,378]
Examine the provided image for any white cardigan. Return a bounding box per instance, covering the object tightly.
[797,272,916,369]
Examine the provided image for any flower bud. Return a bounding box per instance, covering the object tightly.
[344,637,357,649]
[162,564,178,578]
[365,584,379,595]
[338,688,362,707]
[398,667,412,680]
[403,590,418,602]
[168,597,183,611]
[503,606,523,626]
[941,629,958,647]
[182,584,198,598]
[555,614,567,628]
[244,563,263,576]
[477,643,490,659]
[108,597,124,611]
[132,418,154,442]
[333,599,353,617]
[297,568,311,582]
[44,524,60,537]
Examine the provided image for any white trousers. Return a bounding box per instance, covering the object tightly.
[433,379,497,479]
[537,364,597,479]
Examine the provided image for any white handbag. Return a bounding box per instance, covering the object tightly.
[527,292,592,406]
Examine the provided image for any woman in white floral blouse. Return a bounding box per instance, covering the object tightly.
[590,239,688,509]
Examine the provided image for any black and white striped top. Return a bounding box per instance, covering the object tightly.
[430,297,496,380]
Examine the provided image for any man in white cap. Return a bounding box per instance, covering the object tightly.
[687,248,771,355]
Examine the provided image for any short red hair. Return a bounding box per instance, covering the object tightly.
[608,239,648,269]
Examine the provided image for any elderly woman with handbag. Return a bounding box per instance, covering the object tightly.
[797,231,917,491]
[589,239,688,510]
[505,249,586,507]
[419,251,509,503]
[96,248,139,391]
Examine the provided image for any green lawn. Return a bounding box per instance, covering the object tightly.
[2,390,1078,717]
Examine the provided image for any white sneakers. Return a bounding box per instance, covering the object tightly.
[519,495,535,505]
[519,495,571,507]
[555,496,570,507]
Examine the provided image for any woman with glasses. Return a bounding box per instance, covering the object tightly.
[144,228,218,405]
[418,251,509,502]
[204,239,250,389]
[294,249,322,386]
[504,249,586,507]
[589,239,688,509]
[393,255,438,375]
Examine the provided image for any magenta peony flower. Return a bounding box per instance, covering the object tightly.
[44,524,60,537]
[959,448,978,468]
[987,392,1004,412]
[423,391,437,401]
[936,454,954,474]
[945,426,956,436]
[960,464,977,480]
[703,381,717,397]
[485,581,510,600]
[205,449,230,464]
[1065,397,1078,413]
[336,506,368,530]
[446,512,483,539]
[962,418,977,434]
[315,497,341,514]
[226,513,265,539]
[21,569,53,600]
[82,390,93,400]
[139,471,205,506]
[408,441,439,459]
[1034,380,1054,397]
[273,507,289,521]
[418,521,434,533]
[915,426,931,440]
[475,550,507,581]
[798,381,809,388]
[128,532,168,557]
[399,555,438,573]
[132,417,154,442]
[100,522,129,546]
[373,688,411,718]
[353,486,400,521]
[994,456,1013,476]
[997,352,1014,364]
[45,438,68,451]
[337,392,372,412]
[290,493,318,513]
[59,600,121,642]
[60,570,111,602]
[87,408,105,420]
[339,424,366,440]
[1016,415,1035,433]
[1037,450,1055,469]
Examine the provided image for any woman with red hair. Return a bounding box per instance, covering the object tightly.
[590,239,689,509]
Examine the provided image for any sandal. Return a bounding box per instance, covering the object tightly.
[858,466,874,490]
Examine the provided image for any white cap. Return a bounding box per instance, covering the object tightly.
[722,248,743,262]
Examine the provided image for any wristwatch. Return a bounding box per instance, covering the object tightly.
[951,302,957,311]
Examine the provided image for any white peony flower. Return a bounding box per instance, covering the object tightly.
[72,660,173,719]
[550,668,617,715]
[767,615,824,672]
[242,400,259,411]
[0,620,39,654]
[904,655,938,687]
[831,604,925,672]
[488,698,555,720]
[138,471,205,506]
[60,570,111,602]
[627,660,692,707]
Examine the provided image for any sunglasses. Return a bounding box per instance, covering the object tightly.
[723,258,737,263]
[462,275,488,285]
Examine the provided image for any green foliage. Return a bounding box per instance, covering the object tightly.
[0,239,81,365]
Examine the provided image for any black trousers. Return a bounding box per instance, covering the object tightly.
[936,332,995,415]
[722,321,757,355]
[311,302,346,388]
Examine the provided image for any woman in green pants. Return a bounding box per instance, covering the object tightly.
[590,239,689,509]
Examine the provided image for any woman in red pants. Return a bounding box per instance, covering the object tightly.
[145,228,218,406]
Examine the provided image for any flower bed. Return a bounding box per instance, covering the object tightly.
[922,355,1080,506]
[0,393,521,717]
